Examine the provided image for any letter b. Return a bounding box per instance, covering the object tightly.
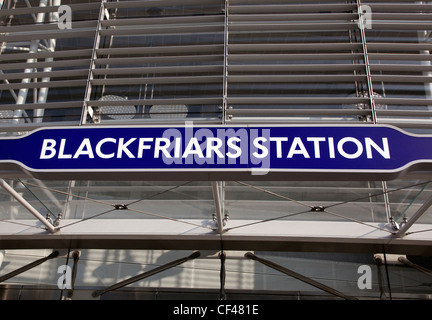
[40,139,57,159]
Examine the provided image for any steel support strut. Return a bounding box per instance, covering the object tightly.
[395,194,432,237]
[0,179,57,233]
[92,251,200,297]
[245,252,358,300]
[0,250,59,283]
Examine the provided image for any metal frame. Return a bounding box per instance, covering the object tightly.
[0,218,431,255]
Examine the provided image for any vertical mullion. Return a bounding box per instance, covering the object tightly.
[222,0,229,124]
[80,0,106,125]
[357,0,377,124]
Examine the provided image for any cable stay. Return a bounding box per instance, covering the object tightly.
[244,252,358,300]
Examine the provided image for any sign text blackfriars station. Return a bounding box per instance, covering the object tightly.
[40,129,390,162]
[0,124,431,180]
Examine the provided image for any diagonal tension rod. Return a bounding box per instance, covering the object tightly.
[92,251,201,297]
[245,252,358,300]
[0,250,59,283]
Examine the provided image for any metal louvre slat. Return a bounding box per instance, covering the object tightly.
[0,59,91,71]
[228,22,357,32]
[365,3,432,12]
[93,65,223,76]
[99,24,224,37]
[0,3,101,16]
[226,97,370,105]
[367,43,432,51]
[104,0,222,9]
[372,75,432,83]
[0,20,97,33]
[228,43,362,52]
[0,121,78,132]
[91,76,223,86]
[229,13,357,22]
[228,75,366,83]
[0,79,87,90]
[371,12,432,20]
[226,109,371,116]
[94,55,224,66]
[374,98,432,106]
[376,110,432,117]
[228,4,357,14]
[0,69,89,81]
[101,15,224,27]
[0,29,97,42]
[0,49,93,62]
[87,98,221,107]
[0,101,83,111]
[228,53,365,61]
[365,22,432,30]
[368,53,432,61]
[96,45,224,56]
[228,64,365,72]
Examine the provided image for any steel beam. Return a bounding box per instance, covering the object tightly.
[0,219,432,254]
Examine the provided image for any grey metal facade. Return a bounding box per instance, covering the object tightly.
[0,0,431,300]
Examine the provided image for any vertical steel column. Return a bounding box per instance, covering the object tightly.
[212,181,225,234]
[222,0,229,124]
[357,1,394,226]
[13,0,49,125]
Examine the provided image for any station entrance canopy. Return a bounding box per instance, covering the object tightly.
[0,124,432,181]
[1,124,432,255]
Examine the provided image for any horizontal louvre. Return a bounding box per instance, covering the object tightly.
[87,1,225,124]
[0,0,98,129]
[0,0,431,129]
[226,1,371,123]
[362,0,432,127]
[0,3,101,16]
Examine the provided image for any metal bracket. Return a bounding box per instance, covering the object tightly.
[389,217,400,231]
[311,206,325,212]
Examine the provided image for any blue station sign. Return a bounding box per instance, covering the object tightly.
[0,124,431,180]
